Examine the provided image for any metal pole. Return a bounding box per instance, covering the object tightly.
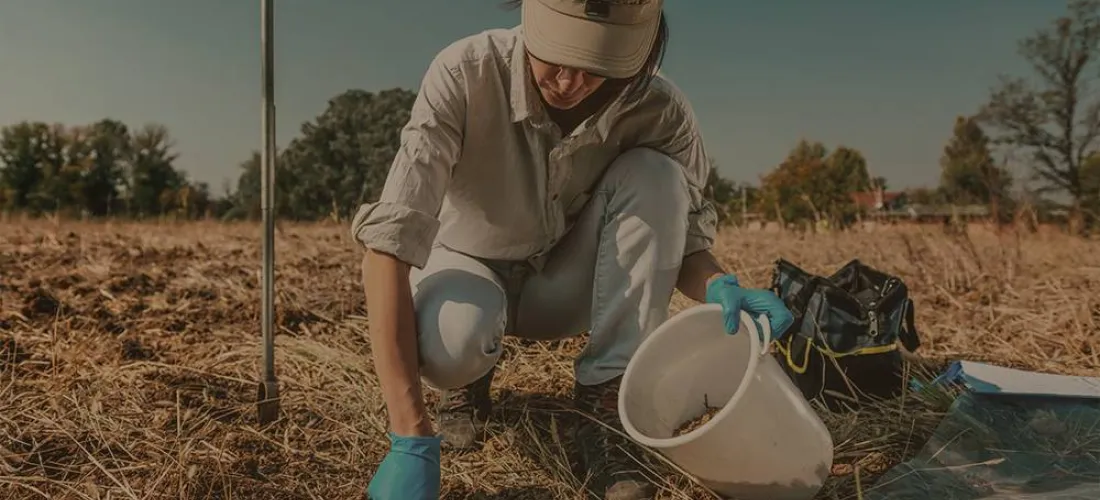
[257,0,280,426]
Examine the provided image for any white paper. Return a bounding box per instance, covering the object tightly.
[955,361,1100,399]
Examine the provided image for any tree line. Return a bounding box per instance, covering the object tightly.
[2,0,1099,231]
[0,119,224,220]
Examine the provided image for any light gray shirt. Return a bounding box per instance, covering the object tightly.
[350,26,717,271]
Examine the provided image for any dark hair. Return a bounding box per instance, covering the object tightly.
[500,0,668,103]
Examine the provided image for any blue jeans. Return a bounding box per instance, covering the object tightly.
[410,148,692,388]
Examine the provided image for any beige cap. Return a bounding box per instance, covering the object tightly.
[522,0,663,79]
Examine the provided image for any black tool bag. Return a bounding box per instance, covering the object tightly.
[769,258,921,412]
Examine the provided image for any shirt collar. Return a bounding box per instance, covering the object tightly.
[509,29,537,124]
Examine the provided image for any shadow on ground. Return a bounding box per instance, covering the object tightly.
[480,389,716,499]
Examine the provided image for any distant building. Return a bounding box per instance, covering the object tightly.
[906,203,989,220]
[850,189,991,223]
[851,190,908,213]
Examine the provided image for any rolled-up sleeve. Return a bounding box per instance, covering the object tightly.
[350,50,467,269]
[655,87,718,257]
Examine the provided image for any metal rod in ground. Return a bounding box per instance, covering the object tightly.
[257,0,280,426]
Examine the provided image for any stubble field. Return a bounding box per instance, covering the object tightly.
[1,220,1098,499]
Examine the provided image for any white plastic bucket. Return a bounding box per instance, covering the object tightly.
[618,304,834,500]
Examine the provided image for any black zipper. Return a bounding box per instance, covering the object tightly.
[867,277,898,339]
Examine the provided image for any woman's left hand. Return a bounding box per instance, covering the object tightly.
[705,274,794,341]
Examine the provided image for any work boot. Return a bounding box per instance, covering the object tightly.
[436,366,494,450]
[573,376,655,500]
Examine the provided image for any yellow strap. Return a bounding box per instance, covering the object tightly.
[773,337,898,374]
[815,343,897,357]
[774,337,811,374]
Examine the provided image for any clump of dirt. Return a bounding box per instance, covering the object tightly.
[21,287,62,318]
[86,304,126,334]
[121,338,155,361]
[674,401,722,436]
[281,307,322,331]
[107,272,164,295]
[46,273,85,290]
[164,318,189,333]
[181,286,219,301]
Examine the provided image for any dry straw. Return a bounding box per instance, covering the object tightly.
[1,220,1097,499]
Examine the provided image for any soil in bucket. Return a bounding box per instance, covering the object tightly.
[673,396,721,436]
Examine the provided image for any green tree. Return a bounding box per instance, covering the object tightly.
[228,150,299,220]
[761,140,825,224]
[728,181,761,226]
[871,176,889,191]
[274,88,416,221]
[978,0,1100,226]
[824,145,873,224]
[939,115,1014,219]
[128,123,185,217]
[825,146,872,195]
[704,159,741,224]
[0,118,207,219]
[167,179,214,219]
[0,122,50,211]
[759,140,871,227]
[689,159,764,227]
[1079,153,1100,219]
[0,122,84,215]
[72,119,130,216]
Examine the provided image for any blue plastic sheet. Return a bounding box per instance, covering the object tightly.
[864,362,1100,500]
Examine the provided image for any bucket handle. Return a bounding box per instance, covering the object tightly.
[749,312,774,356]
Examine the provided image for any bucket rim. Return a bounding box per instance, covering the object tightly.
[617,304,770,449]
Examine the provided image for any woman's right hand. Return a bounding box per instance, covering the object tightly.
[362,249,439,498]
[366,433,442,500]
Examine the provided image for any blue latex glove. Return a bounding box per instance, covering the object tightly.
[705,274,795,342]
[366,432,442,500]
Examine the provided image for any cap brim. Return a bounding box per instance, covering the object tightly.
[523,0,658,79]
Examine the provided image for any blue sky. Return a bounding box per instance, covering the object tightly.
[0,1,1067,194]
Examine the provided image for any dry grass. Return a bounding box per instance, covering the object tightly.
[0,220,1098,499]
